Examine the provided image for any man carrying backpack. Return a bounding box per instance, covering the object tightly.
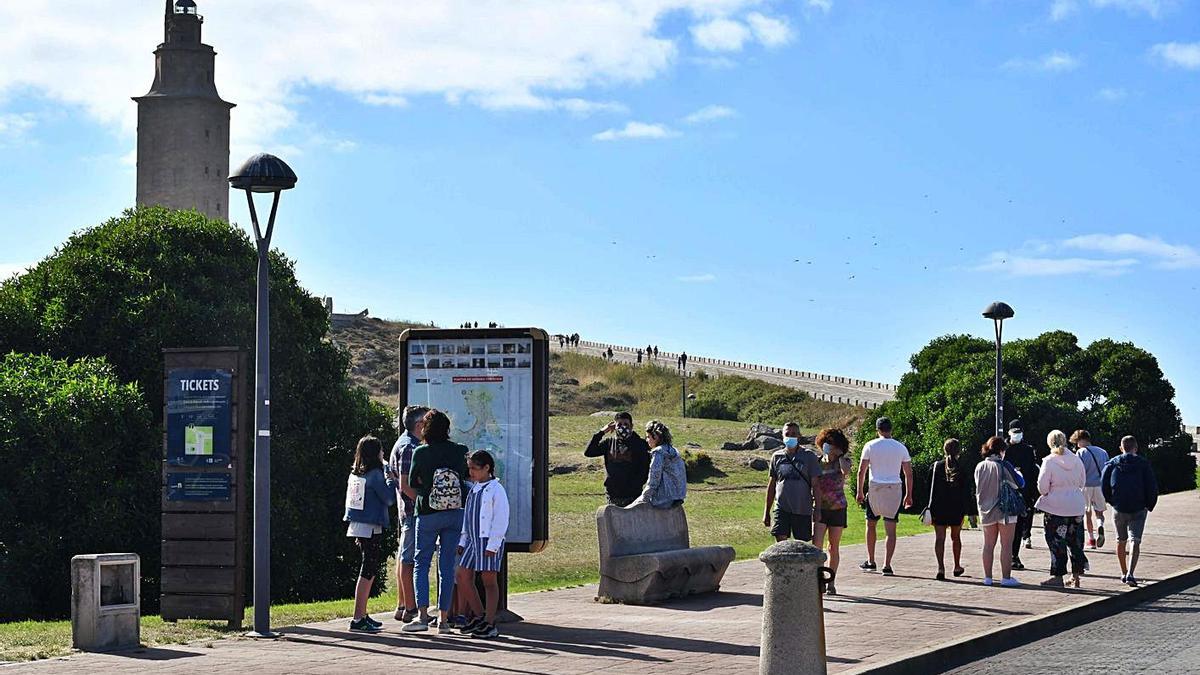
[1101,435,1159,587]
[405,409,469,633]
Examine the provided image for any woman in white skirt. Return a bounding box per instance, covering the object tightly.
[455,449,509,639]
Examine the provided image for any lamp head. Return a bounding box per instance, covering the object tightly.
[229,153,297,193]
[982,301,1015,321]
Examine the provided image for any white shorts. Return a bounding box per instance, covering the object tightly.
[1082,487,1106,514]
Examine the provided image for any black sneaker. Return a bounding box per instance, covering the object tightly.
[1011,558,1025,571]
[459,618,484,635]
[350,618,382,633]
[471,622,499,639]
[860,560,877,571]
[1097,525,1106,548]
[881,566,895,576]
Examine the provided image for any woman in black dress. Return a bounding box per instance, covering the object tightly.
[927,438,975,580]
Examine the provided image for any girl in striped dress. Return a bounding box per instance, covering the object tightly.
[455,450,509,638]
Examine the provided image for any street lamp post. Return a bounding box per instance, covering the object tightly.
[229,153,297,638]
[982,301,1015,438]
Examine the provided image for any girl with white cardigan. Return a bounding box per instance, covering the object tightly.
[1036,430,1088,587]
[455,449,510,638]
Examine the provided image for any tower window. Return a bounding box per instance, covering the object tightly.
[205,166,210,175]
[205,128,210,139]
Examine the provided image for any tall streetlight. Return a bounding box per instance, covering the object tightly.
[229,153,297,638]
[982,301,1015,438]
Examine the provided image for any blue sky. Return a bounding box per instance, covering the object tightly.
[2,0,1199,424]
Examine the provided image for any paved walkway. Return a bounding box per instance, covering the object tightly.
[11,491,1200,674]
[944,580,1200,674]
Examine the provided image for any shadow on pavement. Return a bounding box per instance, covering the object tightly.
[829,595,1032,617]
[655,591,762,611]
[110,647,205,661]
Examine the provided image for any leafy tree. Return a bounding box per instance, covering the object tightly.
[858,331,1192,506]
[0,353,158,620]
[0,207,396,616]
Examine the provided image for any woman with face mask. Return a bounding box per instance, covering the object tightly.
[813,428,852,595]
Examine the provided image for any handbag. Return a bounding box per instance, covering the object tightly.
[920,462,936,526]
[997,462,1026,517]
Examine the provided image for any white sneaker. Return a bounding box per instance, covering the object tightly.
[401,617,430,632]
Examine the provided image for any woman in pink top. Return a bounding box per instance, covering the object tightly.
[1035,430,1088,588]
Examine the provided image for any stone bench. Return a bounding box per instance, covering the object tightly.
[596,502,736,605]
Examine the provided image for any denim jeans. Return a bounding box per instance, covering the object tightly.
[414,509,464,611]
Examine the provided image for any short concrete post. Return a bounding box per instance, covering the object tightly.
[759,540,827,675]
[72,553,140,652]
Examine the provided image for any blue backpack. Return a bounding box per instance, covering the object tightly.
[997,462,1026,517]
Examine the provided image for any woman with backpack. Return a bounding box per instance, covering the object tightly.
[404,409,469,634]
[974,436,1025,587]
[1036,429,1088,588]
[343,435,397,633]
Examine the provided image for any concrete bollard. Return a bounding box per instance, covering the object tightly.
[759,540,828,675]
[72,553,140,652]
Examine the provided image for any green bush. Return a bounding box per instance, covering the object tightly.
[0,353,159,620]
[0,207,396,616]
[682,450,722,482]
[1146,433,1197,495]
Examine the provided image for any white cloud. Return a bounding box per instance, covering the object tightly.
[684,104,736,124]
[1150,42,1200,70]
[0,1,788,154]
[746,13,792,48]
[977,251,1137,277]
[1096,87,1128,101]
[677,273,717,282]
[550,98,630,117]
[691,18,752,52]
[1002,51,1082,73]
[0,262,32,280]
[807,0,833,14]
[592,121,680,141]
[0,112,36,146]
[978,233,1200,276]
[1050,0,1079,20]
[1052,0,1170,20]
[1064,233,1200,269]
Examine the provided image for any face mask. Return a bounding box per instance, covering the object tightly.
[1009,432,1024,444]
[784,437,800,450]
[821,443,833,456]
[615,426,632,441]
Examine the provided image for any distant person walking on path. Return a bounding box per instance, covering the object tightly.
[814,428,853,594]
[856,417,913,576]
[653,346,659,359]
[405,410,468,633]
[1101,435,1159,587]
[974,435,1024,587]
[1036,430,1087,588]
[763,422,823,543]
[344,435,396,633]
[927,438,974,581]
[1072,430,1110,551]
[1004,419,1039,570]
[637,349,643,364]
[387,405,429,623]
[606,347,614,360]
[584,412,651,507]
[630,420,687,508]
[680,352,688,371]
[455,449,509,639]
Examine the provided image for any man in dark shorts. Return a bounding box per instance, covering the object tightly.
[763,422,822,541]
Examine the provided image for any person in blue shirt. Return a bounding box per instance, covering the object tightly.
[343,435,397,633]
[1101,436,1159,587]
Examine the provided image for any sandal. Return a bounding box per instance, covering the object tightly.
[1070,575,1082,588]
[953,567,965,577]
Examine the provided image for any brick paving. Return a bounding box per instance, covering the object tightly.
[8,490,1200,674]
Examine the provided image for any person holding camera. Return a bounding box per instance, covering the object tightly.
[584,411,651,507]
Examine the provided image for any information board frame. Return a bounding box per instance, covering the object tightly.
[398,327,549,554]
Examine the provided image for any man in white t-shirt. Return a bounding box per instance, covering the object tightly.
[855,417,913,576]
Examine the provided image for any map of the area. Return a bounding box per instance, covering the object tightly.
[407,337,535,544]
[184,425,214,456]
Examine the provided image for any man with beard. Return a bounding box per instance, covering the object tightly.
[1004,419,1040,570]
[584,411,651,507]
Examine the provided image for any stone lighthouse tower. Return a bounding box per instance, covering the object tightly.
[133,0,234,220]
